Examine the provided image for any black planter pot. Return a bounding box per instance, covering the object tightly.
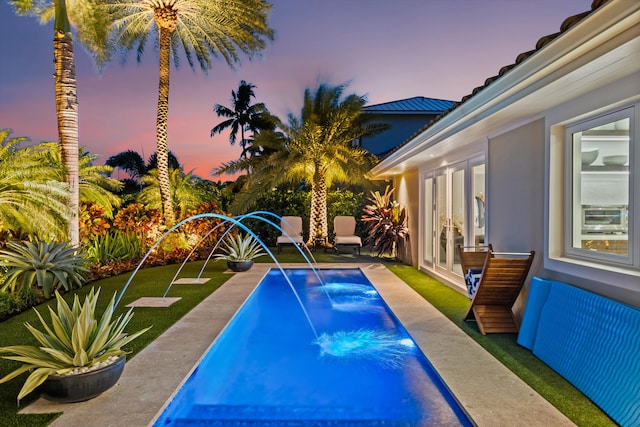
[38,355,126,403]
[227,260,254,272]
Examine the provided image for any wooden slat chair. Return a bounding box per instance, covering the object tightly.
[458,244,493,272]
[457,244,493,299]
[464,250,535,335]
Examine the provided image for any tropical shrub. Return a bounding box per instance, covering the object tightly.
[0,288,151,404]
[86,259,140,282]
[0,129,71,241]
[0,228,30,250]
[178,201,230,256]
[0,241,87,299]
[113,203,162,248]
[79,202,111,245]
[17,283,41,309]
[361,186,409,258]
[0,290,23,321]
[86,231,145,262]
[37,143,123,219]
[137,169,206,220]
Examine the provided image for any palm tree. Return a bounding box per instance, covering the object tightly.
[214,83,387,243]
[38,142,123,218]
[105,149,148,181]
[147,151,181,172]
[0,129,71,241]
[106,149,180,183]
[211,80,274,158]
[9,0,112,246]
[137,168,205,220]
[107,0,274,228]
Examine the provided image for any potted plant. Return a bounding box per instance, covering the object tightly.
[214,233,266,272]
[0,287,150,404]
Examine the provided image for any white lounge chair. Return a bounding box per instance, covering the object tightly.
[276,216,304,253]
[333,216,362,254]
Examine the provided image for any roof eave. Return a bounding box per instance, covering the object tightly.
[368,0,640,180]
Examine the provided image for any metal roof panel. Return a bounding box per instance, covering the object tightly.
[365,96,456,113]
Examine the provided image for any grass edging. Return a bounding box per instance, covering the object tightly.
[385,264,615,427]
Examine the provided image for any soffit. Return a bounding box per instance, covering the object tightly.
[369,0,640,178]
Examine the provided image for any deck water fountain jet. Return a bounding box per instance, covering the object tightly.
[116,212,321,338]
[165,211,321,291]
[116,211,413,364]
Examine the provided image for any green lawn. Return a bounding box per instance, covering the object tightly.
[0,251,614,426]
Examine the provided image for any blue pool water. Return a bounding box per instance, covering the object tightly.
[153,268,472,426]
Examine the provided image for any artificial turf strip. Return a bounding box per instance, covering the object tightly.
[385,264,617,427]
[0,259,232,427]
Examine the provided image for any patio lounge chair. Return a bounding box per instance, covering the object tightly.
[276,216,304,253]
[464,249,535,335]
[457,244,493,299]
[333,216,362,254]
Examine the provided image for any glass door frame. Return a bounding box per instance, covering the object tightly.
[420,156,487,280]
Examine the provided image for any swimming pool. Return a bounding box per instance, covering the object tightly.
[152,268,472,426]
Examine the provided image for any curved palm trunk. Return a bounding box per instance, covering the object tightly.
[54,0,79,246]
[155,26,176,227]
[308,170,328,246]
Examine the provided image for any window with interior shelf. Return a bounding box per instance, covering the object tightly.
[566,108,633,265]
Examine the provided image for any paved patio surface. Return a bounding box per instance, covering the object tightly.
[22,263,574,426]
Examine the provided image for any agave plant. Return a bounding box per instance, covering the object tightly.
[0,241,87,298]
[0,287,151,403]
[214,233,266,262]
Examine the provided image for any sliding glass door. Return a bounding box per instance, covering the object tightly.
[434,163,465,275]
[422,158,486,279]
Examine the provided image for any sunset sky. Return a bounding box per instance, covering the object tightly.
[0,0,591,179]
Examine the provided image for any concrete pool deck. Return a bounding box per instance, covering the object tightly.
[22,263,574,426]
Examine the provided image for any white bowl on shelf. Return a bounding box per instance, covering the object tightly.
[602,155,628,166]
[581,149,598,166]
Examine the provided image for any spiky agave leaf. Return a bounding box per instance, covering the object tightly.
[0,241,87,298]
[214,233,265,261]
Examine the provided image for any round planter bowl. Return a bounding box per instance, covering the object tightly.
[227,260,254,272]
[38,355,126,403]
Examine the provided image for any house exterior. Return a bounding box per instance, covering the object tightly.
[368,0,640,312]
[357,97,455,157]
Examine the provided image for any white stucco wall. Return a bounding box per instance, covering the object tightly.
[394,171,420,267]
[487,120,546,257]
[487,120,546,318]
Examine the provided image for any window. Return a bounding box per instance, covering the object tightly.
[566,108,634,265]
